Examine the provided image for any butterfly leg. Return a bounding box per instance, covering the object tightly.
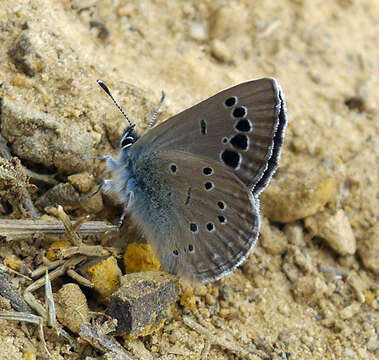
[91,155,120,173]
[79,180,107,202]
[117,191,134,228]
[104,156,119,173]
[117,207,128,228]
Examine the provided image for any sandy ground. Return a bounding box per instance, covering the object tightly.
[0,1,378,359]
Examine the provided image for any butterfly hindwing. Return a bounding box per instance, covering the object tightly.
[127,151,260,282]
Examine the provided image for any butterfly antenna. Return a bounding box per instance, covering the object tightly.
[148,90,166,128]
[97,80,133,127]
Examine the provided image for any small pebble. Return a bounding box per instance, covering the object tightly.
[68,172,95,193]
[106,271,178,336]
[1,97,93,174]
[261,158,339,223]
[79,191,104,213]
[292,275,328,303]
[339,302,361,320]
[366,336,379,352]
[260,217,288,255]
[9,31,45,76]
[209,4,247,41]
[210,39,232,63]
[180,287,196,311]
[124,243,160,273]
[46,240,71,261]
[357,223,379,274]
[84,256,122,300]
[347,273,366,303]
[305,209,356,256]
[54,283,89,333]
[22,350,36,360]
[284,222,305,246]
[189,23,207,41]
[35,183,80,210]
[205,293,216,306]
[343,348,356,358]
[3,256,23,272]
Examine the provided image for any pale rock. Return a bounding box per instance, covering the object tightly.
[210,39,232,63]
[357,223,379,274]
[261,158,339,223]
[54,283,89,334]
[189,23,207,41]
[340,302,361,320]
[68,172,95,193]
[260,217,288,255]
[305,209,356,256]
[1,97,93,174]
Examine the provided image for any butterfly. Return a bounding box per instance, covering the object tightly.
[98,78,287,283]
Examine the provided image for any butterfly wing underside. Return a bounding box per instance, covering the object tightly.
[129,152,260,283]
[132,77,287,196]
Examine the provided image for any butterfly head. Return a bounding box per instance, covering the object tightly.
[120,124,139,149]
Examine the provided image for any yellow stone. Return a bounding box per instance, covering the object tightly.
[4,256,23,271]
[123,243,161,273]
[23,350,36,360]
[88,256,122,299]
[180,288,196,311]
[46,240,71,261]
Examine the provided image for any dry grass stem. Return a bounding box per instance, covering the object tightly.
[26,256,86,293]
[56,205,82,245]
[67,269,94,288]
[0,219,117,241]
[59,244,118,259]
[31,259,65,279]
[80,324,137,360]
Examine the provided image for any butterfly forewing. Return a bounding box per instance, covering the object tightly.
[132,78,287,195]
[128,151,260,282]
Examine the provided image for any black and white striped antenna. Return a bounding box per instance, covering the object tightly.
[97,80,133,127]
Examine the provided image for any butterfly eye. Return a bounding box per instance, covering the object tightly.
[120,136,134,148]
[173,249,179,256]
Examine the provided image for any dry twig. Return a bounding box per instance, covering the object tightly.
[0,270,32,313]
[80,323,136,360]
[0,218,117,241]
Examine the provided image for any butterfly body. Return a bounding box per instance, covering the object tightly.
[102,78,287,283]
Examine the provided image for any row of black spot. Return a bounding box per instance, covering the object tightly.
[189,215,226,234]
[220,95,252,169]
[173,242,194,256]
[188,199,227,234]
